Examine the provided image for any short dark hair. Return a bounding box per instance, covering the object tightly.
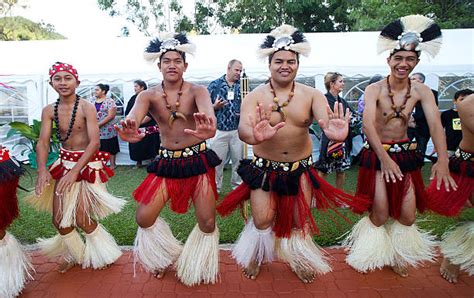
[454,89,473,100]
[411,72,426,83]
[159,50,186,64]
[268,50,299,65]
[134,80,147,90]
[97,83,110,94]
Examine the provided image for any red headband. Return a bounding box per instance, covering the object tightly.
[49,62,79,81]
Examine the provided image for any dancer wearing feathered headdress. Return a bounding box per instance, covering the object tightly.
[342,15,456,277]
[0,145,34,297]
[115,32,221,287]
[28,62,125,273]
[216,24,370,283]
[426,93,474,283]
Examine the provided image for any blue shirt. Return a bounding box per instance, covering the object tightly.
[207,75,241,131]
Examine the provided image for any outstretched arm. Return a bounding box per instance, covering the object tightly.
[115,91,150,142]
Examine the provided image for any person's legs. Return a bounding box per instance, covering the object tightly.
[109,154,117,169]
[344,171,395,273]
[236,189,276,279]
[176,174,219,286]
[278,175,330,283]
[388,181,436,277]
[210,130,229,192]
[335,171,345,190]
[229,130,243,189]
[134,182,179,279]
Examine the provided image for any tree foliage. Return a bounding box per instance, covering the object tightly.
[96,0,474,35]
[0,16,65,40]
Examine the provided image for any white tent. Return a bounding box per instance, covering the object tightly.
[1,29,473,163]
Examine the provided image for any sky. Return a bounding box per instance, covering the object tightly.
[12,0,146,39]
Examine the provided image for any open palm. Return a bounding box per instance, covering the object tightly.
[252,104,285,143]
[319,102,350,142]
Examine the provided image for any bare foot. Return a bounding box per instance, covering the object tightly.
[58,260,75,273]
[242,261,260,280]
[294,266,316,283]
[440,257,459,283]
[392,264,408,277]
[153,269,166,279]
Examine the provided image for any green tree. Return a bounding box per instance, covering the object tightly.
[214,0,335,33]
[0,0,27,16]
[346,0,473,31]
[0,16,65,40]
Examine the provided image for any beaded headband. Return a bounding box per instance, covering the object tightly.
[143,32,196,64]
[377,15,442,58]
[49,62,79,82]
[257,24,311,60]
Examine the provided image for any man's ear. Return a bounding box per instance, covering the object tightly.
[183,62,188,72]
[157,62,161,71]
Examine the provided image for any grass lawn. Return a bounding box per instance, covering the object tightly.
[10,164,473,246]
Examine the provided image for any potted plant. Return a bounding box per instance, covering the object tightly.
[7,120,60,168]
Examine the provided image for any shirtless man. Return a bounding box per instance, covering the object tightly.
[343,15,457,277]
[217,25,369,283]
[427,93,474,283]
[32,62,124,272]
[115,33,220,287]
[0,144,33,297]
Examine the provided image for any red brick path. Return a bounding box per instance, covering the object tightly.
[21,248,473,297]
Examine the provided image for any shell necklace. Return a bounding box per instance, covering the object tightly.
[162,79,186,127]
[385,75,411,124]
[269,80,295,121]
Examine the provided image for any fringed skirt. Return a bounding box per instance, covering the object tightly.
[217,155,370,238]
[0,148,24,230]
[356,139,427,219]
[133,142,221,213]
[427,148,474,216]
[27,148,125,228]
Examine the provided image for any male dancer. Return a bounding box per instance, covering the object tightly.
[427,93,474,283]
[0,145,33,297]
[115,33,220,287]
[217,25,369,283]
[343,15,457,277]
[31,62,124,272]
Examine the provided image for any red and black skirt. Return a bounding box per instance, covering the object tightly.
[356,139,427,219]
[427,147,474,216]
[133,142,221,213]
[217,155,370,238]
[0,148,24,230]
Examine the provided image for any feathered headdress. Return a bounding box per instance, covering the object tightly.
[257,24,311,60]
[377,15,442,58]
[143,32,196,63]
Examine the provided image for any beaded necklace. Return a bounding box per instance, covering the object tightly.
[162,80,186,127]
[385,75,411,124]
[54,94,80,143]
[269,80,295,121]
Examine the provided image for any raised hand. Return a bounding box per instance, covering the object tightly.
[318,102,350,142]
[251,103,285,143]
[184,113,216,140]
[114,118,145,143]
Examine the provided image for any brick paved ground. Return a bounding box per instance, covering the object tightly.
[21,248,473,297]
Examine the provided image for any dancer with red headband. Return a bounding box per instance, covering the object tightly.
[29,62,125,273]
[343,15,457,277]
[0,145,33,297]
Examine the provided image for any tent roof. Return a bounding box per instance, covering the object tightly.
[1,29,473,81]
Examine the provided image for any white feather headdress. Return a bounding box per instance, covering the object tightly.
[143,32,196,63]
[377,15,442,58]
[257,24,311,60]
